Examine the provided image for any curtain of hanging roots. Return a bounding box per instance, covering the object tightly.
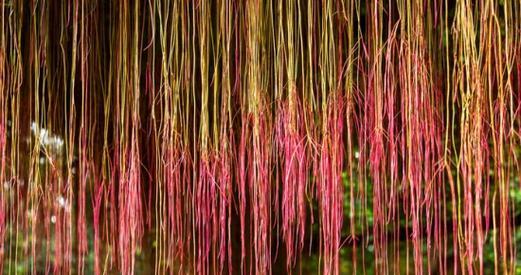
[0,0,520,274]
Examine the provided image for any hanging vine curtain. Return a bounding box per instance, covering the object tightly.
[0,0,520,274]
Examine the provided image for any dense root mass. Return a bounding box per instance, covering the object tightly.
[0,0,520,274]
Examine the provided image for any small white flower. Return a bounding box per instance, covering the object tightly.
[55,138,64,148]
[39,129,49,144]
[50,215,56,224]
[30,122,38,133]
[354,151,360,159]
[39,157,45,165]
[57,196,66,208]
